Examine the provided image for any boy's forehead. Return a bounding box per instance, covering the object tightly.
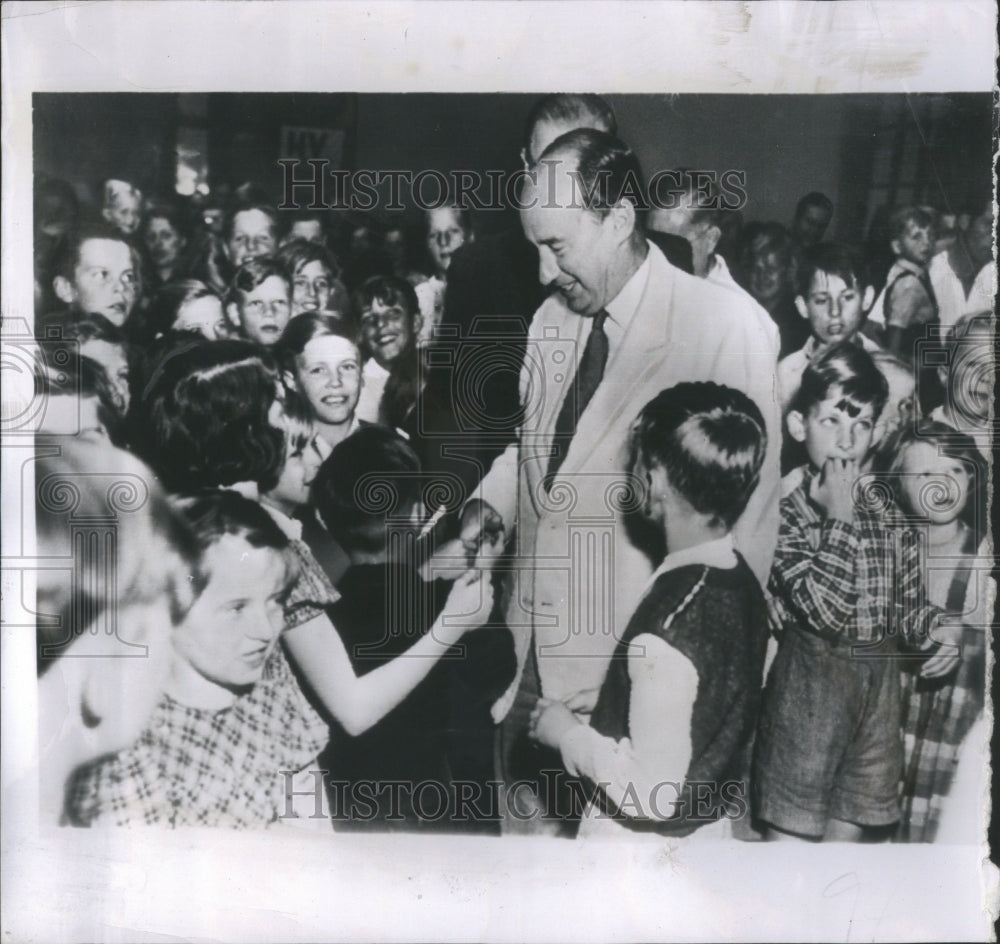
[808,269,856,292]
[78,237,131,267]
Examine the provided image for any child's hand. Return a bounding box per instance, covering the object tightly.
[440,569,495,632]
[810,457,858,523]
[528,698,580,750]
[562,687,601,719]
[920,623,963,679]
[459,500,505,570]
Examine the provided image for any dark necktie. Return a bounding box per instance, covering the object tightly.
[544,309,609,490]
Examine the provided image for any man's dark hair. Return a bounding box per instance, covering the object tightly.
[538,128,647,224]
[795,191,834,220]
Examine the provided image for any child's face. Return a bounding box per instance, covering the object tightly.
[103,191,141,236]
[38,393,108,440]
[892,220,935,267]
[270,431,331,511]
[291,260,333,315]
[359,298,419,368]
[173,536,288,691]
[79,339,130,413]
[796,271,872,347]
[57,238,137,325]
[144,216,185,269]
[174,295,229,340]
[899,441,971,526]
[296,334,362,426]
[234,276,291,346]
[426,208,468,276]
[748,249,787,306]
[288,219,325,246]
[789,389,876,467]
[947,335,992,426]
[227,209,277,267]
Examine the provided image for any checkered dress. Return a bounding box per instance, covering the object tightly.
[768,467,941,648]
[67,645,330,828]
[897,528,986,842]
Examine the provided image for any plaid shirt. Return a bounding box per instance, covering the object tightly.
[768,467,941,648]
[68,645,330,828]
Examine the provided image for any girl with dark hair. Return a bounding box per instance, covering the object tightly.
[128,336,495,803]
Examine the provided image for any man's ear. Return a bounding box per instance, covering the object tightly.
[862,285,875,311]
[890,238,902,258]
[224,301,242,329]
[786,410,807,443]
[53,275,77,306]
[704,224,722,257]
[609,200,637,243]
[794,295,810,321]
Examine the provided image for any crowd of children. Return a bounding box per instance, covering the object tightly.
[31,95,993,842]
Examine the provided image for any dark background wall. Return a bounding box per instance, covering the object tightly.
[33,92,993,241]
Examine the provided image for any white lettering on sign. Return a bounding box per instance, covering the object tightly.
[280,126,345,164]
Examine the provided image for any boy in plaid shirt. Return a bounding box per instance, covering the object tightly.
[752,344,960,841]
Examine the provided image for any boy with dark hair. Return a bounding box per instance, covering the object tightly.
[777,242,879,413]
[312,426,515,833]
[530,381,770,838]
[48,222,140,329]
[224,257,293,347]
[866,205,938,359]
[754,343,956,842]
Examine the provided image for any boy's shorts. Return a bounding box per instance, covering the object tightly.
[752,627,902,838]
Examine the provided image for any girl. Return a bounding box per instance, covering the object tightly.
[129,279,229,345]
[276,238,351,319]
[129,339,493,758]
[415,204,473,346]
[67,490,322,827]
[353,275,422,426]
[278,313,364,451]
[890,422,987,842]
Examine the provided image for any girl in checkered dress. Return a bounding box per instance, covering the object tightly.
[890,422,988,841]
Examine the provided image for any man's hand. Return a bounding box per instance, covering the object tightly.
[810,457,858,523]
[459,499,505,569]
[529,698,580,751]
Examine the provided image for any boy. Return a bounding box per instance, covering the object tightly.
[312,426,515,833]
[531,382,769,838]
[225,257,292,347]
[753,343,957,841]
[777,243,880,413]
[100,179,143,237]
[224,201,280,268]
[49,223,140,329]
[866,206,938,360]
[42,313,131,413]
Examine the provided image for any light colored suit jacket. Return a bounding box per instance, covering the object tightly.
[476,243,781,718]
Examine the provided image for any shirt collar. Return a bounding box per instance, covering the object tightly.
[260,502,303,541]
[893,257,926,277]
[604,246,651,332]
[640,533,737,598]
[363,358,390,380]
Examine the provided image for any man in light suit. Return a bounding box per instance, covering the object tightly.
[461,130,780,833]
